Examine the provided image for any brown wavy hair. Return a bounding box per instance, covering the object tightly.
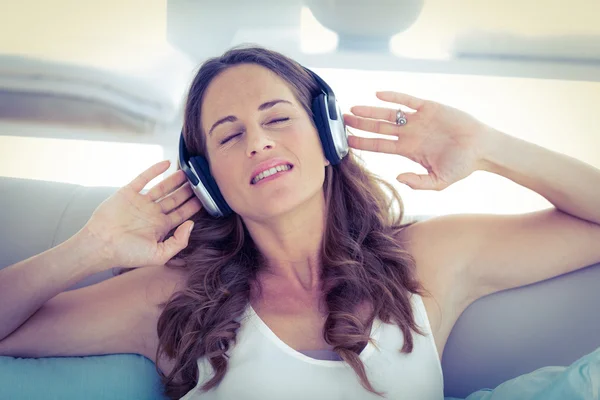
[154,44,428,399]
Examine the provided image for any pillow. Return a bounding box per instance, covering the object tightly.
[0,354,167,400]
[445,345,600,400]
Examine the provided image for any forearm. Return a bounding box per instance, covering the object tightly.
[0,228,113,341]
[479,129,600,225]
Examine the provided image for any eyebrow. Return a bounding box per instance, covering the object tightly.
[208,99,293,136]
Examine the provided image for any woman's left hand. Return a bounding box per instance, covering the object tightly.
[343,91,498,191]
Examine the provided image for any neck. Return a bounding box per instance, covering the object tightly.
[244,191,327,293]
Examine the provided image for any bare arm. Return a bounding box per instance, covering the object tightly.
[0,263,185,374]
[0,160,199,373]
[0,160,200,344]
[0,228,112,341]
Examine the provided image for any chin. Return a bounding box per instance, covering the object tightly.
[241,191,317,221]
[246,201,301,221]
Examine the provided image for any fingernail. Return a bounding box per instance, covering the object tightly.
[189,222,194,234]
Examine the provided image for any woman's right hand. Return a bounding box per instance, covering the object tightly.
[82,160,203,269]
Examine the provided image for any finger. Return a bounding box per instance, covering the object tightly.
[167,195,203,227]
[157,182,194,214]
[348,135,406,156]
[127,160,171,193]
[155,220,195,265]
[349,106,415,123]
[343,114,405,137]
[397,173,446,191]
[376,91,426,111]
[146,169,188,202]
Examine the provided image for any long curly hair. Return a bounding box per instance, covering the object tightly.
[154,44,428,399]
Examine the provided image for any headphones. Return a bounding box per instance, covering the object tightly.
[178,67,348,218]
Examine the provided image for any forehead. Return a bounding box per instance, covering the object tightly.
[201,64,297,121]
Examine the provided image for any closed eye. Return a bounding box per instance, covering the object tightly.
[220,132,241,145]
[219,118,290,145]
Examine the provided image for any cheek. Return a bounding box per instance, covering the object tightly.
[291,122,323,152]
[210,154,238,191]
[300,125,328,164]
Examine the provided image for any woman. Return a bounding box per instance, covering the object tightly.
[1,45,599,400]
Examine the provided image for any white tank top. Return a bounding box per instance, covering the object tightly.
[180,293,444,400]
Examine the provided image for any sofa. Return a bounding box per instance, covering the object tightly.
[1,176,599,399]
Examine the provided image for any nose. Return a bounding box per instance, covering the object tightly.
[246,126,275,157]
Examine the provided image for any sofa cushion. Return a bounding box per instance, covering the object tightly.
[0,354,166,400]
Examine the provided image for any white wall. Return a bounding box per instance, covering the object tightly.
[0,0,167,72]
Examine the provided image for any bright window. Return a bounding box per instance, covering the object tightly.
[312,68,600,216]
[0,131,164,188]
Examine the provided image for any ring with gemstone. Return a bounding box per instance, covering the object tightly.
[396,109,407,126]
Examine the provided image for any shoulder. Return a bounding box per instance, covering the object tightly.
[141,264,188,306]
[395,216,473,323]
[397,216,470,291]
[115,264,187,313]
[132,265,188,376]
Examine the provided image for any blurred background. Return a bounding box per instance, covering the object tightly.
[1,0,599,216]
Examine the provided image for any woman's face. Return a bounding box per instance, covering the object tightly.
[200,63,329,220]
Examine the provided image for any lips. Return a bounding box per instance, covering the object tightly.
[251,164,293,185]
[249,158,294,184]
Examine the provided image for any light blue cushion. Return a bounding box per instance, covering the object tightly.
[0,354,167,400]
[444,345,600,400]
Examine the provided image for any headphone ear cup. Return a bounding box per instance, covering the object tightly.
[188,156,233,217]
[312,94,341,165]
